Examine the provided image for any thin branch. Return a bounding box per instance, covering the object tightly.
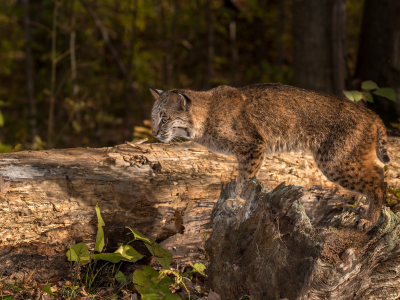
[79,0,146,118]
[27,20,52,34]
[70,0,81,146]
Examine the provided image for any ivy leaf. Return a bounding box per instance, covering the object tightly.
[66,243,90,265]
[126,227,172,269]
[132,266,180,300]
[373,88,397,102]
[361,80,379,91]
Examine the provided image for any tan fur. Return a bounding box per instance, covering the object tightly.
[149,83,390,232]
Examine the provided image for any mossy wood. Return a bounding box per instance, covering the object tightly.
[0,139,399,283]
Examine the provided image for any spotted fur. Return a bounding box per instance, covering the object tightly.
[149,83,390,232]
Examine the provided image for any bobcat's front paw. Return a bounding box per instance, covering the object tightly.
[357,219,374,232]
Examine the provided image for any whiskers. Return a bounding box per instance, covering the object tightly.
[170,137,184,147]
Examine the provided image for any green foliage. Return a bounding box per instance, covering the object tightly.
[64,205,207,299]
[43,283,57,296]
[192,263,206,275]
[66,242,91,265]
[388,186,400,201]
[92,244,144,263]
[94,204,105,253]
[361,80,379,91]
[126,227,172,269]
[373,88,397,102]
[391,119,400,129]
[114,270,127,283]
[0,142,13,153]
[343,80,397,104]
[132,266,180,300]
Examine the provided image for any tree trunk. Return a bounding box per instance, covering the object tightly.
[293,0,347,95]
[123,0,138,142]
[206,178,400,299]
[22,0,37,146]
[0,138,399,283]
[205,0,214,89]
[355,0,400,118]
[47,0,59,148]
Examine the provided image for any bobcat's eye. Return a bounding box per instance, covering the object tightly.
[162,118,167,124]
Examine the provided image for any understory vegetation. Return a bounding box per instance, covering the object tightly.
[0,205,210,300]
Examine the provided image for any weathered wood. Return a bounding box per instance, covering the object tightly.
[0,138,399,280]
[205,178,400,300]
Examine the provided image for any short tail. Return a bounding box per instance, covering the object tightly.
[376,117,390,164]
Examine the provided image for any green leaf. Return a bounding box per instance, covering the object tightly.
[361,80,379,91]
[132,266,180,300]
[43,283,57,296]
[114,244,145,262]
[115,271,127,283]
[92,253,125,263]
[0,110,4,127]
[192,263,206,276]
[343,90,354,101]
[363,92,374,103]
[66,243,90,265]
[95,204,105,226]
[343,90,363,102]
[126,227,172,269]
[92,245,144,263]
[384,165,389,172]
[373,88,397,102]
[94,223,105,253]
[94,204,105,252]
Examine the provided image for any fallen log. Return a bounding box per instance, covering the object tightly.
[0,138,399,281]
[205,178,400,300]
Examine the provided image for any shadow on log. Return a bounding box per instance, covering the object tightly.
[0,138,399,284]
[205,179,400,300]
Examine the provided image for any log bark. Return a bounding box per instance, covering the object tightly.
[0,138,399,282]
[205,178,400,300]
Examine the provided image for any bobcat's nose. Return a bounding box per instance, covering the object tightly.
[152,130,157,136]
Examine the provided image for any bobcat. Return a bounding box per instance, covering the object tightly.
[149,83,390,232]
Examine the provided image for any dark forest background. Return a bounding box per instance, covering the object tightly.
[0,0,399,152]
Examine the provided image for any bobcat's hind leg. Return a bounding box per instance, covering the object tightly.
[235,144,266,196]
[315,152,386,232]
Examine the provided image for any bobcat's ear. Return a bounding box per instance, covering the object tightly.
[168,92,190,111]
[149,87,163,100]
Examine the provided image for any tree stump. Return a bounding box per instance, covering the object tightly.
[0,138,399,282]
[205,179,400,300]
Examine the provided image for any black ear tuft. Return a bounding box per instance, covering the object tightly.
[149,87,163,100]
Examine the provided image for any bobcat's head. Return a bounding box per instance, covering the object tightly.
[149,88,193,143]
